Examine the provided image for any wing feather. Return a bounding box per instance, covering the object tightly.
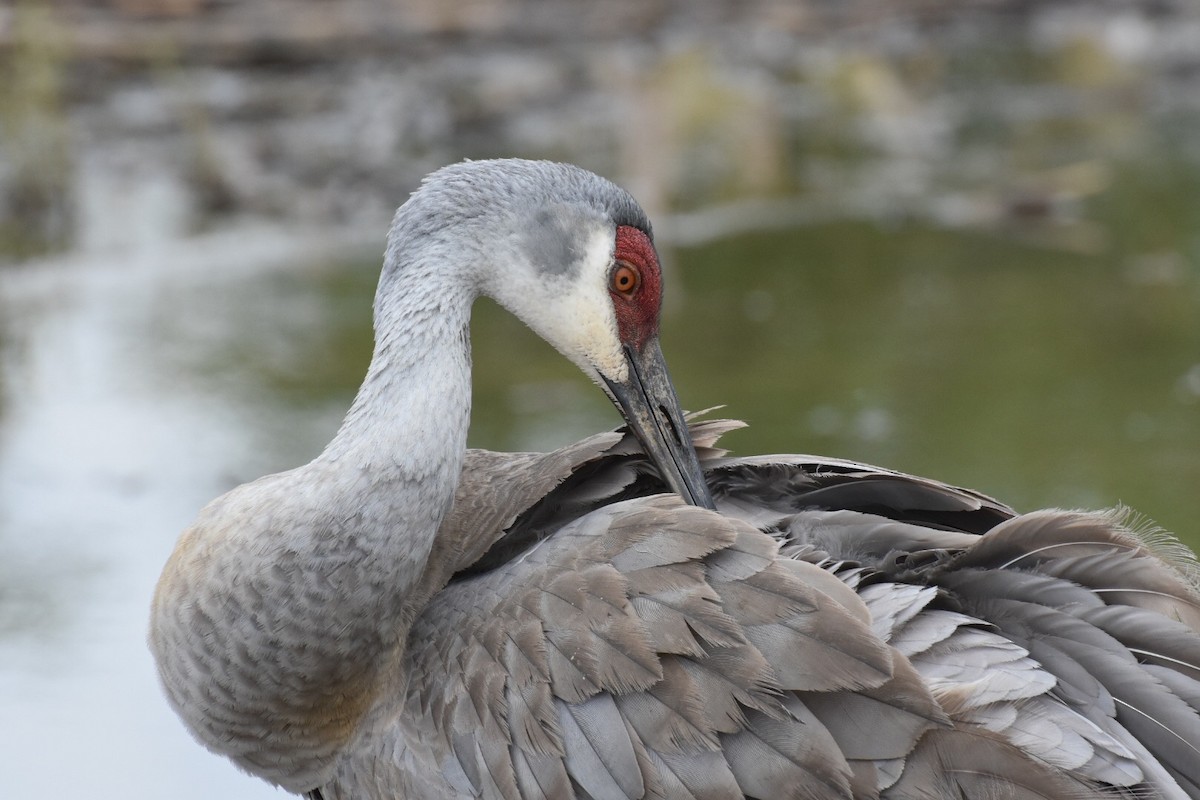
[720,700,853,800]
[332,431,1200,800]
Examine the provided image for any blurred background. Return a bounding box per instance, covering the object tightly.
[1,1,1198,797]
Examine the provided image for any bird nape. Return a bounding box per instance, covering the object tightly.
[149,159,1200,800]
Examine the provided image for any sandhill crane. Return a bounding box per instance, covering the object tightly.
[150,159,1200,800]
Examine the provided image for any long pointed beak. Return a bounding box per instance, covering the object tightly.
[602,338,716,510]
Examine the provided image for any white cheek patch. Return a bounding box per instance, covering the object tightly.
[531,224,627,383]
[572,225,628,382]
[561,293,628,383]
[493,219,630,385]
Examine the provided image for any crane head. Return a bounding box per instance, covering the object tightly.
[426,160,715,510]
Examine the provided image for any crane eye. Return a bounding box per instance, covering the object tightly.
[611,262,640,297]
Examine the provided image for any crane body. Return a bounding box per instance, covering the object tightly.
[150,160,1200,800]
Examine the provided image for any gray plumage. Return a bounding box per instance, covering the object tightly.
[150,159,1200,800]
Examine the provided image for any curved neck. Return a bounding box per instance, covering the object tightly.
[320,268,477,612]
[327,274,476,481]
[150,264,479,794]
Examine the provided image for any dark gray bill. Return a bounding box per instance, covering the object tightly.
[602,338,716,510]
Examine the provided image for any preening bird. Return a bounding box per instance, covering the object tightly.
[150,159,1200,800]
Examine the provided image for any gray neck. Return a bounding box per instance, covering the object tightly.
[309,250,479,664]
[326,266,476,486]
[150,251,479,794]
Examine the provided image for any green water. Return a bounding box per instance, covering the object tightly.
[481,232,1199,548]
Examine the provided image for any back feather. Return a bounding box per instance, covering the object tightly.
[320,419,1200,800]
